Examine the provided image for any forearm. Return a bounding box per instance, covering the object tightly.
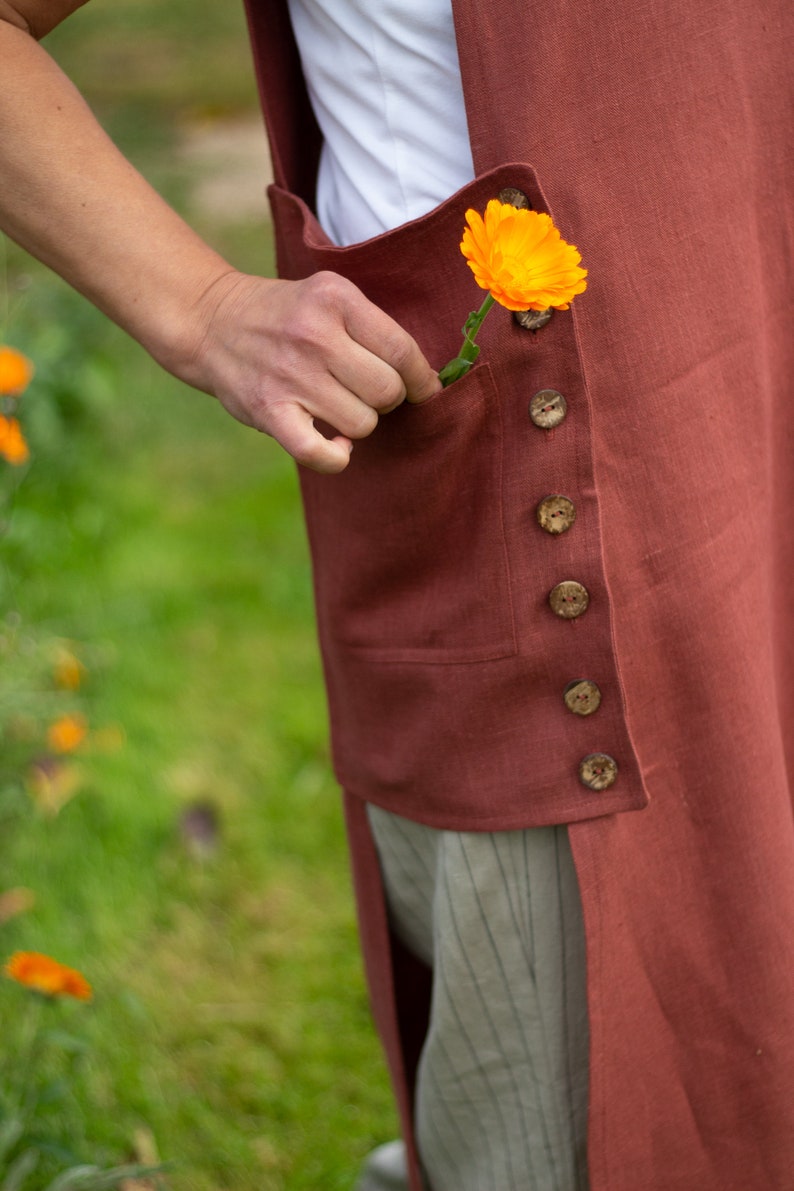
[0,7,440,473]
[0,17,239,377]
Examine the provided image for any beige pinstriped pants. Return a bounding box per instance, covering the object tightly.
[356,806,590,1191]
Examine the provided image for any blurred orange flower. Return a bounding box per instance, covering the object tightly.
[461,199,588,311]
[4,951,93,1001]
[47,713,88,754]
[0,414,29,465]
[0,346,34,397]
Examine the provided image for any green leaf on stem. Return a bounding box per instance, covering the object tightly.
[438,354,477,388]
[438,292,495,388]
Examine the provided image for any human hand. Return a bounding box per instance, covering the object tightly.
[180,269,442,474]
[0,18,438,474]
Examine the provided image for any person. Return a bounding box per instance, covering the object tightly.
[2,2,793,1189]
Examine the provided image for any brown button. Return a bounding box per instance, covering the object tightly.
[529,389,567,429]
[579,753,618,791]
[549,580,589,619]
[514,307,553,332]
[536,495,576,535]
[563,679,602,716]
[498,186,530,209]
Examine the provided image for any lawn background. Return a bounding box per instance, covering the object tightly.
[0,2,396,1186]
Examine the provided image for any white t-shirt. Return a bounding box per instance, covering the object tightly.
[286,0,475,246]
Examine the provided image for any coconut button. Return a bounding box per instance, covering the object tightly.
[579,753,619,791]
[563,679,602,716]
[536,495,576,535]
[529,389,567,429]
[548,580,590,619]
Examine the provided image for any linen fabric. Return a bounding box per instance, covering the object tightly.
[365,805,589,1191]
[242,0,794,1187]
[270,163,649,831]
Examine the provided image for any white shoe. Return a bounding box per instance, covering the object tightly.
[354,1140,410,1191]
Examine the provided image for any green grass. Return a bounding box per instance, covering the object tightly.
[0,2,397,1186]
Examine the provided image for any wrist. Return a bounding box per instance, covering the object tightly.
[139,259,242,388]
[161,268,285,399]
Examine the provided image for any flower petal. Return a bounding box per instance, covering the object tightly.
[459,201,587,311]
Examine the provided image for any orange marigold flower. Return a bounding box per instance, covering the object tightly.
[0,415,30,465]
[460,199,588,312]
[4,951,93,1001]
[47,713,88,754]
[0,346,34,397]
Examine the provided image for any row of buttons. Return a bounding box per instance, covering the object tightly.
[530,395,617,792]
[528,384,617,792]
[500,184,618,794]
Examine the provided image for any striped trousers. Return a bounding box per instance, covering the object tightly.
[356,806,590,1191]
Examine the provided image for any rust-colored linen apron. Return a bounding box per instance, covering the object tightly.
[243,1,794,1186]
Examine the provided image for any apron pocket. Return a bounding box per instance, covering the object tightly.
[301,362,516,664]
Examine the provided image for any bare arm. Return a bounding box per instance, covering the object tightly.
[0,1,440,472]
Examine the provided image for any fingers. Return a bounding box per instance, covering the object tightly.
[191,270,442,475]
[265,400,354,474]
[340,284,442,405]
[257,274,443,466]
[329,340,411,416]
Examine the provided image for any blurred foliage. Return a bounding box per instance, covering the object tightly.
[45,1,260,133]
[0,1,397,1186]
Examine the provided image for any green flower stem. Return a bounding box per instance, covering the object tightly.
[438,292,496,388]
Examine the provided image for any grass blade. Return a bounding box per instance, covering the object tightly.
[2,1148,39,1191]
[0,1120,24,1163]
